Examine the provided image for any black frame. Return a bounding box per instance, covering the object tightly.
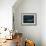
[21,13,37,26]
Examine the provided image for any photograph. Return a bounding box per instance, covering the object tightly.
[0,0,46,46]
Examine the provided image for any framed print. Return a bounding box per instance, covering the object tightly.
[21,13,37,26]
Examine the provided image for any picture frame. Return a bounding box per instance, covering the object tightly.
[21,13,37,26]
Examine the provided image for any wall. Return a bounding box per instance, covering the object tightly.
[13,0,41,46]
[41,0,46,46]
[0,0,16,29]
